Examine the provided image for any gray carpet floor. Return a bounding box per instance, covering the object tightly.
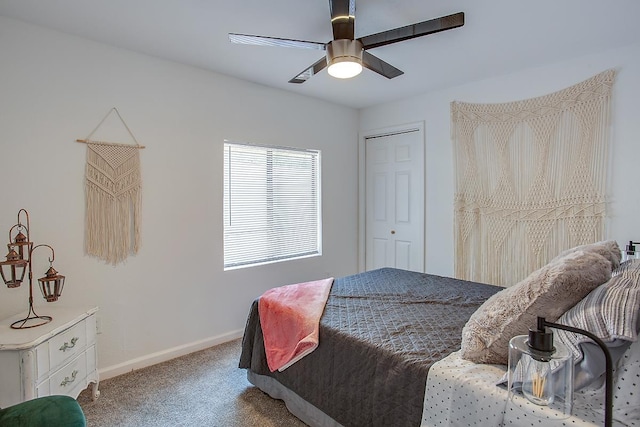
[77,338,307,426]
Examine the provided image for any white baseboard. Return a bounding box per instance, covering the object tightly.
[98,329,244,380]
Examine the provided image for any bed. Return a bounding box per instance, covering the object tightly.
[239,246,640,427]
[239,267,502,426]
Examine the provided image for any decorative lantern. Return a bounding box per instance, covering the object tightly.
[1,209,67,329]
[38,264,65,302]
[0,247,28,288]
[10,227,33,260]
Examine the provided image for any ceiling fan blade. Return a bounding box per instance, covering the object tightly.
[362,51,403,79]
[359,12,464,50]
[229,33,326,50]
[329,0,355,40]
[289,57,328,84]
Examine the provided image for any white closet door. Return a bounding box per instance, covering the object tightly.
[365,129,424,272]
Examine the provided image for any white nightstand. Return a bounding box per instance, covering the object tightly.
[0,306,100,407]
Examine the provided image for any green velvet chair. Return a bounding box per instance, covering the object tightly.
[0,395,86,427]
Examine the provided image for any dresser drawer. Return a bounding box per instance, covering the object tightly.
[48,352,88,396]
[48,321,87,372]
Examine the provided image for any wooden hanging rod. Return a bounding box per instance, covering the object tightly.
[76,139,145,149]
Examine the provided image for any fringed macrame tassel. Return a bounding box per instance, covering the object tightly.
[451,69,615,286]
[85,142,142,265]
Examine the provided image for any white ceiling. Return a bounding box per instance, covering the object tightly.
[1,0,638,109]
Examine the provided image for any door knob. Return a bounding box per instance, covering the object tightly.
[391,230,396,234]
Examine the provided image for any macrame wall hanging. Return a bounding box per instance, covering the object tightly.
[76,108,145,265]
[451,69,615,287]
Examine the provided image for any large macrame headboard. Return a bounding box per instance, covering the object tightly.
[451,69,615,287]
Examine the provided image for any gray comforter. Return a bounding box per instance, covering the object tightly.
[239,267,502,427]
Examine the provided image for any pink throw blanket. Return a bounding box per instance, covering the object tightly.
[259,277,334,372]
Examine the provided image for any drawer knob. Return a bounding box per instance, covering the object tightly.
[59,337,79,352]
[60,370,78,387]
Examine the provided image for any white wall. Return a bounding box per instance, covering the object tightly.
[3,13,639,380]
[0,16,359,377]
[360,42,640,278]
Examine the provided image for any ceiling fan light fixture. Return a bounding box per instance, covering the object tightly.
[229,7,465,84]
[327,39,363,79]
[328,59,362,79]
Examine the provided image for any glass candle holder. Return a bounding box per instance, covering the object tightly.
[623,241,640,262]
[507,332,573,419]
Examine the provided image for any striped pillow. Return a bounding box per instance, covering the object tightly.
[555,259,640,389]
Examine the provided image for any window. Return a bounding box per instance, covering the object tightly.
[223,141,321,269]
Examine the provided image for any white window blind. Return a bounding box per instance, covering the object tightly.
[223,141,321,269]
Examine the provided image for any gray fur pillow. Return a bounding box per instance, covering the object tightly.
[460,250,613,365]
[550,240,621,270]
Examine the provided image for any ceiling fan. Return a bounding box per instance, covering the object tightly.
[228,0,464,83]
